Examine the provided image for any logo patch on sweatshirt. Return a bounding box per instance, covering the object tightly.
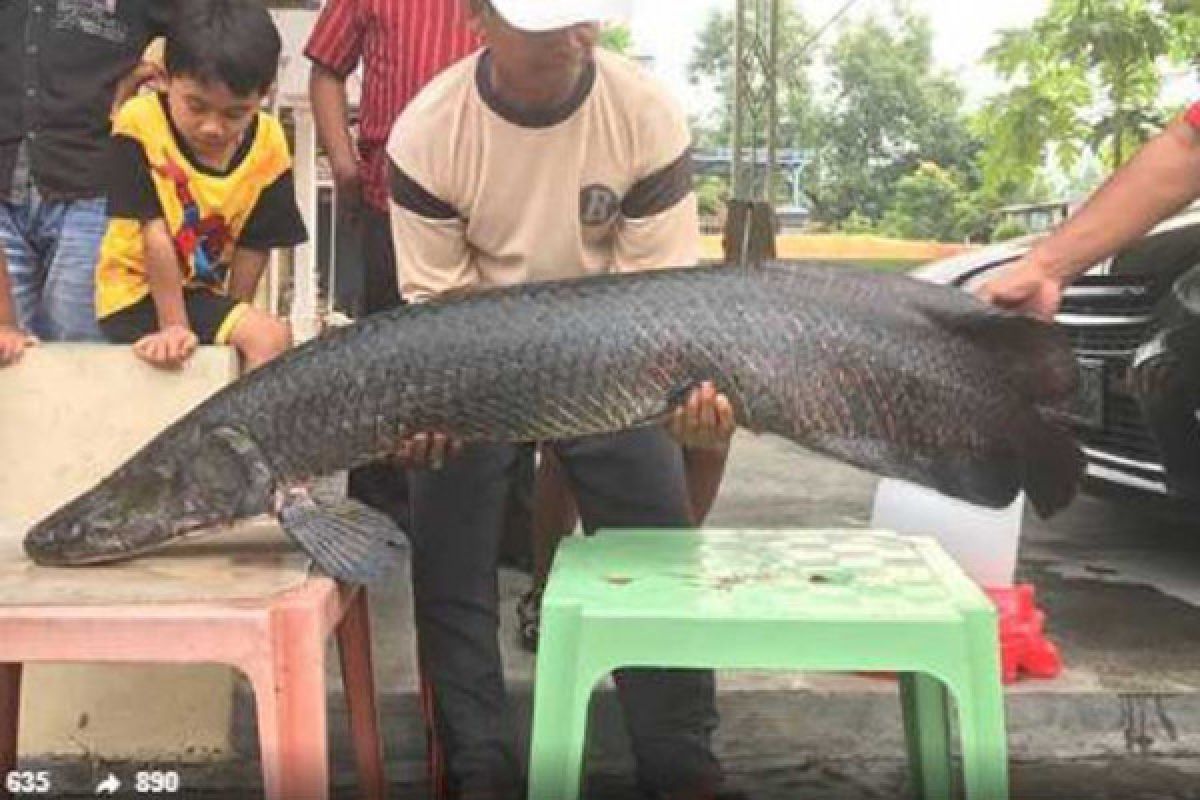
[580,185,620,227]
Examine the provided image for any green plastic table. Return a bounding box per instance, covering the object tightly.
[527,529,1008,800]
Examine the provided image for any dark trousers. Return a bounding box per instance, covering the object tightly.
[360,207,402,314]
[409,428,721,799]
[347,208,409,523]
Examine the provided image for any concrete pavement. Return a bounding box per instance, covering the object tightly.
[36,431,1200,797]
[323,433,1200,796]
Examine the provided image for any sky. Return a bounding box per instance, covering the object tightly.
[628,0,1056,113]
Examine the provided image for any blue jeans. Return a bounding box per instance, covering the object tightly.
[0,188,106,341]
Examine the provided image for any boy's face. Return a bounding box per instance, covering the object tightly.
[479,10,598,105]
[165,75,264,164]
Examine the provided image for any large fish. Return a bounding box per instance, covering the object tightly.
[23,263,1082,582]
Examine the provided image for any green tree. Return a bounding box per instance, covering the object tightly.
[695,175,730,218]
[688,0,978,229]
[977,0,1200,188]
[875,162,998,242]
[806,1,980,225]
[599,23,633,55]
[878,163,967,240]
[991,218,1032,243]
[838,210,876,235]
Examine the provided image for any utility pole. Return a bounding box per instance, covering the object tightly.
[728,0,781,265]
[731,0,780,203]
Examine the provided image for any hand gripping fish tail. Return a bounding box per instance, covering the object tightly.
[21,262,1083,584]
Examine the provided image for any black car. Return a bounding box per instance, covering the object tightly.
[915,209,1200,506]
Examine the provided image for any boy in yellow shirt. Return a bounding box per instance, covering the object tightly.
[95,0,306,371]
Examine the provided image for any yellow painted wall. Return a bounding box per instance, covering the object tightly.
[700,234,976,263]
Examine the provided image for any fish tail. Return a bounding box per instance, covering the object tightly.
[927,303,1083,516]
[1018,412,1084,517]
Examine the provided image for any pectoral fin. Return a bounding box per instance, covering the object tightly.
[278,490,407,584]
[629,381,702,428]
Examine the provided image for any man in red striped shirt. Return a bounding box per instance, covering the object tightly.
[304,0,482,566]
[306,0,481,315]
[980,101,1200,317]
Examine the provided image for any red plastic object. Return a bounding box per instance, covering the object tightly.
[985,583,1063,684]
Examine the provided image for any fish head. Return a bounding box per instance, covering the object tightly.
[23,452,210,565]
[24,429,271,566]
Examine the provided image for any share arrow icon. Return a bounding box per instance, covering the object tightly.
[95,773,121,795]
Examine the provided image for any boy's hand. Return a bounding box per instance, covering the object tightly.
[0,325,35,367]
[667,382,736,450]
[133,324,198,369]
[391,432,463,471]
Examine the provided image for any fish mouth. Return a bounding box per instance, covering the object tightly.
[24,536,171,567]
[23,514,214,568]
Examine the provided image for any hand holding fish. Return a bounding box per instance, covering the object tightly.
[133,324,199,369]
[666,381,736,450]
[977,257,1065,321]
[393,431,463,471]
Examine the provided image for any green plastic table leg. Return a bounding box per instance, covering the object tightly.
[527,605,596,800]
[900,672,954,800]
[952,617,1010,800]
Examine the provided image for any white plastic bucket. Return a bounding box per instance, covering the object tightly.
[869,478,1025,588]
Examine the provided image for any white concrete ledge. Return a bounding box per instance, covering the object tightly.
[0,344,246,759]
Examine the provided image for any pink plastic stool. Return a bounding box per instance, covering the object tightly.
[0,577,385,800]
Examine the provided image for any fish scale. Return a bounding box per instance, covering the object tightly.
[229,262,1072,484]
[24,262,1084,574]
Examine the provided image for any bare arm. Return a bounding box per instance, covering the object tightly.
[142,219,189,329]
[112,37,166,118]
[1033,120,1200,280]
[981,119,1200,318]
[683,444,730,524]
[111,59,165,119]
[133,219,197,368]
[0,250,34,366]
[310,63,363,216]
[227,248,269,304]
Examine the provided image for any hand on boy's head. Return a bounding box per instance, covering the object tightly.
[112,60,167,119]
[666,382,736,450]
[0,326,35,367]
[132,325,198,370]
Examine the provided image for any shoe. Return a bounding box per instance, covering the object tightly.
[516,585,543,652]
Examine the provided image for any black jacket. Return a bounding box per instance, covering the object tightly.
[0,0,172,200]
